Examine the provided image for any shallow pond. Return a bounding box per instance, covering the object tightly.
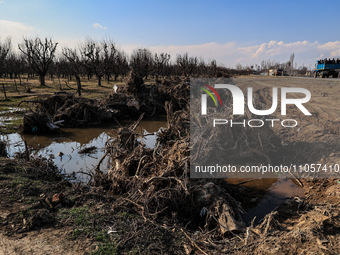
[231,178,305,224]
[1,119,167,181]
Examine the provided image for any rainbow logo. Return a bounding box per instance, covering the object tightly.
[199,84,222,107]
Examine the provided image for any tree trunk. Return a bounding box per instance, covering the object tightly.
[2,83,7,100]
[58,75,62,90]
[39,73,46,86]
[76,76,82,96]
[97,75,102,86]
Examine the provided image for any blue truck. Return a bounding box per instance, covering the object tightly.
[314,59,340,78]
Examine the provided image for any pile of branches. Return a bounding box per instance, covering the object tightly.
[19,93,117,133]
[93,104,245,235]
[103,77,190,117]
[21,111,53,134]
[92,81,287,237]
[19,76,191,134]
[156,78,190,112]
[103,93,142,118]
[51,95,114,126]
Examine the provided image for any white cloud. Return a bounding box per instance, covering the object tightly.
[0,19,35,47]
[143,40,340,68]
[0,0,5,4]
[92,23,107,30]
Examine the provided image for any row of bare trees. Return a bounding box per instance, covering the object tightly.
[0,37,224,92]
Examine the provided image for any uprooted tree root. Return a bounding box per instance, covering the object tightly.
[92,103,246,238]
[91,90,339,254]
[19,93,117,133]
[89,102,340,254]
[18,76,190,134]
[89,81,285,247]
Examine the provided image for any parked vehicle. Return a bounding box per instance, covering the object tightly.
[314,58,340,78]
[268,69,286,76]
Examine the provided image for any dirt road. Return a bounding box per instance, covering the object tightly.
[235,75,340,168]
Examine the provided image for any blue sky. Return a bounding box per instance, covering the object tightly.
[1,0,340,68]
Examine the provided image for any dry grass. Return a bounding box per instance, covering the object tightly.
[0,76,128,108]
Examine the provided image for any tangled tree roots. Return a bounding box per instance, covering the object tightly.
[19,93,116,133]
[92,81,291,235]
[21,112,54,134]
[19,77,191,134]
[93,104,245,234]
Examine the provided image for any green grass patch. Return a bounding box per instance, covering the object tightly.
[0,97,25,108]
[9,194,20,201]
[24,196,38,205]
[58,206,92,227]
[0,106,10,112]
[95,230,111,243]
[0,117,23,134]
[57,206,118,251]
[91,243,118,255]
[11,175,42,190]
[69,228,90,240]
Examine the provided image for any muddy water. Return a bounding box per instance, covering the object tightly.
[1,119,167,182]
[227,178,304,224]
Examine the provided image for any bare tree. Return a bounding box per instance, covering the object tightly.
[235,63,243,70]
[18,37,58,86]
[63,47,83,95]
[176,53,198,77]
[4,52,18,79]
[289,53,295,75]
[153,53,170,79]
[130,48,153,79]
[209,60,218,76]
[112,49,129,81]
[0,38,11,78]
[80,38,117,86]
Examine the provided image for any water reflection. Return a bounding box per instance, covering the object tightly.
[227,178,304,224]
[1,119,167,182]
